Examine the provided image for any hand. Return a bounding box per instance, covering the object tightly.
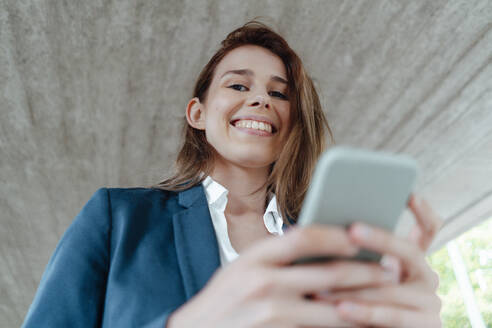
[168,225,397,328]
[322,195,444,328]
[407,194,443,251]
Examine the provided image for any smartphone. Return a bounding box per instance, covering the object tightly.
[295,146,417,263]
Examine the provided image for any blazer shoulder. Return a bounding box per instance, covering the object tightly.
[103,187,176,202]
[97,187,181,217]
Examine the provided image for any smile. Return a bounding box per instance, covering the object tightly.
[230,119,277,137]
[233,119,272,133]
[230,117,278,134]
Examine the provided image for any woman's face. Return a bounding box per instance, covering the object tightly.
[196,45,291,169]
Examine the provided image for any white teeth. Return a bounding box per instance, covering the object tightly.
[234,119,273,133]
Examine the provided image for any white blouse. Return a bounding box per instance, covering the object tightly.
[202,176,284,266]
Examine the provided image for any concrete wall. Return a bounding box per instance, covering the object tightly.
[1,0,491,326]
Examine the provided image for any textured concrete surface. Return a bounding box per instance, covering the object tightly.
[1,0,491,326]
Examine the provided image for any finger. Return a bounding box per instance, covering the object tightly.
[276,261,396,295]
[348,223,436,287]
[408,194,443,250]
[244,225,359,266]
[408,225,423,247]
[408,194,443,234]
[251,298,356,327]
[380,255,402,282]
[335,301,441,328]
[317,285,442,311]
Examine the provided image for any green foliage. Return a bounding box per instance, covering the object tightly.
[429,247,470,327]
[428,218,492,327]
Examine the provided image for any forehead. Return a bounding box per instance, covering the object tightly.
[214,45,287,80]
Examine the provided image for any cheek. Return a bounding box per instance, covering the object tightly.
[209,96,237,120]
[280,104,291,129]
[204,104,226,126]
[275,104,291,143]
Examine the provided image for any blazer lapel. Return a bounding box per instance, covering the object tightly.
[172,184,221,300]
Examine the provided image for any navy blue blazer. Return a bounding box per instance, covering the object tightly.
[23,185,224,327]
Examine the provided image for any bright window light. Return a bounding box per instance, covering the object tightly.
[428,218,492,327]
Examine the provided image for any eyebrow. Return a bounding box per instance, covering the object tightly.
[221,69,288,85]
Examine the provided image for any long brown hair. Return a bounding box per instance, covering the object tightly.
[154,20,333,222]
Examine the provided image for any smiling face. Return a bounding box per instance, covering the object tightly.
[187,45,291,169]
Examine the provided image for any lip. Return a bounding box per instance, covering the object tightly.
[229,115,278,133]
[232,124,274,137]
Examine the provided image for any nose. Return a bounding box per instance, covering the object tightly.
[248,94,270,109]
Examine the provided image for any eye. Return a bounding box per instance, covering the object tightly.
[269,91,288,100]
[228,84,249,91]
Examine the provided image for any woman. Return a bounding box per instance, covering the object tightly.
[23,21,442,328]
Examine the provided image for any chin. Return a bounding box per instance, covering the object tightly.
[238,160,273,169]
[213,144,279,169]
[233,153,276,168]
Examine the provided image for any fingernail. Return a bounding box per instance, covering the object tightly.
[353,224,371,240]
[383,269,398,283]
[381,256,398,271]
[381,257,402,283]
[381,256,392,269]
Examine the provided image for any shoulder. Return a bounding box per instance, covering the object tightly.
[73,187,185,247]
[88,186,177,203]
[103,187,176,203]
[88,187,180,216]
[78,187,180,222]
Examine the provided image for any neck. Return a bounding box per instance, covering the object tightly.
[210,158,270,217]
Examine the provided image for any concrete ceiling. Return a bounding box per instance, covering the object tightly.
[1,0,491,326]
